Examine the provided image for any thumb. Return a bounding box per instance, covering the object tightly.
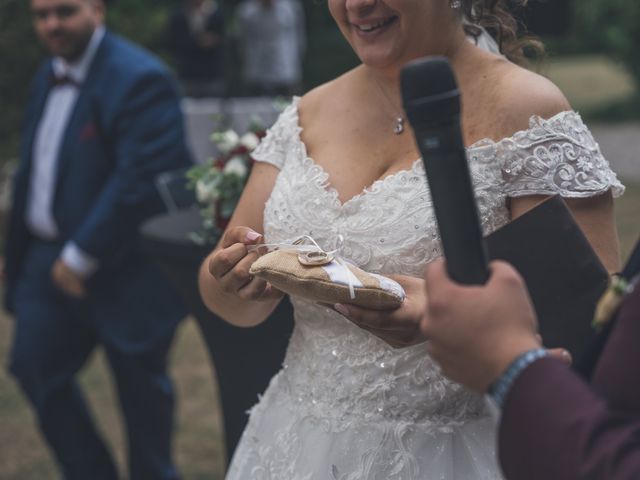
[221,226,263,248]
[547,348,572,366]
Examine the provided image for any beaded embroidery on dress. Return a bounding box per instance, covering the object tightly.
[225,98,624,480]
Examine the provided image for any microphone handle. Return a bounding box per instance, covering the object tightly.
[416,120,490,285]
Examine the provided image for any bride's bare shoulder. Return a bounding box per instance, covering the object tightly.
[297,68,360,127]
[486,59,572,138]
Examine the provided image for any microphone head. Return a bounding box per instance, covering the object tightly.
[401,56,457,103]
[401,56,461,127]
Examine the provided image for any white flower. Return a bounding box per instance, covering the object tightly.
[577,156,594,172]
[196,179,220,203]
[240,132,260,151]
[212,129,240,153]
[223,156,248,178]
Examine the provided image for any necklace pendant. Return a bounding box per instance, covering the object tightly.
[394,117,405,135]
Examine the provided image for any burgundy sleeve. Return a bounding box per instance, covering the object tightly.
[498,357,640,480]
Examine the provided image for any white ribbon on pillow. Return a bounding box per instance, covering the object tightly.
[247,235,359,300]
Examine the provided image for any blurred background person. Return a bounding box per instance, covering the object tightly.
[236,0,306,97]
[2,0,192,478]
[167,0,226,98]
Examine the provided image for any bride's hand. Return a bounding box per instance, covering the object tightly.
[332,275,427,348]
[208,226,283,302]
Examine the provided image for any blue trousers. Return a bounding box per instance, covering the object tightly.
[8,242,180,480]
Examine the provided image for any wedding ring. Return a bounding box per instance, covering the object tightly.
[298,250,334,266]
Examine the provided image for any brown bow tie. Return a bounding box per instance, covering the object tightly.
[49,73,80,87]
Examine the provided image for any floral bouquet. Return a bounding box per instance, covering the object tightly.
[186,120,266,245]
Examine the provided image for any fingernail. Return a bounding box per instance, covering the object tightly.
[245,231,261,241]
[334,303,349,317]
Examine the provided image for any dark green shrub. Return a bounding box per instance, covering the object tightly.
[574,0,640,89]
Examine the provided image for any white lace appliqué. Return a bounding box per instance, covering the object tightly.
[495,111,624,198]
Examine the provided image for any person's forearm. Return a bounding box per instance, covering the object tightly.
[499,357,640,480]
[198,254,281,327]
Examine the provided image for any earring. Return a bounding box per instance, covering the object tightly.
[450,0,462,8]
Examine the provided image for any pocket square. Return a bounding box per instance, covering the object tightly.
[80,121,97,141]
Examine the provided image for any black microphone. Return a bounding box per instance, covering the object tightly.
[401,56,490,285]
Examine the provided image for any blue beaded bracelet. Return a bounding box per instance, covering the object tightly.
[489,348,549,409]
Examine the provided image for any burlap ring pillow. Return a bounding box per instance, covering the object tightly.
[249,240,405,310]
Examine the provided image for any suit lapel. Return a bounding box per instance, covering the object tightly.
[54,33,110,190]
[22,63,54,178]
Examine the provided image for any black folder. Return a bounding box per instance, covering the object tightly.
[484,195,609,367]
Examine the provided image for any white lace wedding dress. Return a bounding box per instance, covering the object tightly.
[225,98,624,480]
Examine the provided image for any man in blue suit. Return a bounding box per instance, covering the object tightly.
[2,0,193,478]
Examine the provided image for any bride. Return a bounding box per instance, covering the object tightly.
[199,0,623,478]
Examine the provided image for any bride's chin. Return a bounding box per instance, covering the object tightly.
[361,58,405,73]
[356,49,402,70]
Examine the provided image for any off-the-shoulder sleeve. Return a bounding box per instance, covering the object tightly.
[498,112,625,198]
[251,98,300,170]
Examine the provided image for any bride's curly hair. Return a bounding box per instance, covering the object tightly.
[460,0,544,65]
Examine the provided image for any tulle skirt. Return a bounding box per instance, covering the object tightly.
[226,372,504,480]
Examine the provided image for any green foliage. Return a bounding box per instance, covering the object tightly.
[573,0,640,88]
[301,1,359,89]
[105,0,173,62]
[0,0,44,160]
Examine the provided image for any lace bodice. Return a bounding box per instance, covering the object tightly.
[251,97,623,430]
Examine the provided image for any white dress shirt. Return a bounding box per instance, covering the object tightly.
[26,26,106,277]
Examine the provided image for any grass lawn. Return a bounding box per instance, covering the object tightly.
[542,54,636,113]
[0,316,226,480]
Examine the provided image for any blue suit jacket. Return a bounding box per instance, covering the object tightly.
[4,31,193,348]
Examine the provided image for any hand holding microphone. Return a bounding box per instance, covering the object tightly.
[406,58,573,391]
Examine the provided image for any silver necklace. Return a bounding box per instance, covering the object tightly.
[371,76,405,135]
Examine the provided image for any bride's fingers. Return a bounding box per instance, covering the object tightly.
[237,277,284,301]
[237,276,268,300]
[261,283,285,300]
[218,252,260,292]
[209,243,249,278]
[332,303,424,348]
[333,303,397,329]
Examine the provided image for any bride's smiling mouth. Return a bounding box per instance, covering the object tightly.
[352,16,399,36]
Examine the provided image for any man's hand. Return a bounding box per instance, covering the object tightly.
[52,259,87,298]
[421,259,540,393]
